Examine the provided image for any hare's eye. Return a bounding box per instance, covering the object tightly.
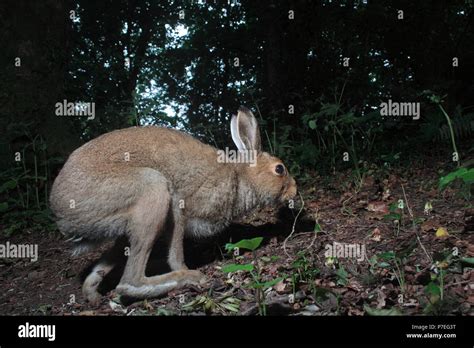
[275,164,285,175]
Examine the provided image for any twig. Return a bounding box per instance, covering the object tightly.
[401,183,432,263]
[401,183,414,218]
[283,192,305,258]
[446,280,471,288]
[304,209,320,251]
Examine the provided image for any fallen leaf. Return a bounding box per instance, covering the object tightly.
[299,304,320,315]
[376,290,386,309]
[347,279,363,292]
[274,280,286,293]
[364,304,402,316]
[109,300,127,314]
[437,261,449,269]
[435,227,449,238]
[348,307,365,316]
[367,201,389,214]
[371,227,382,242]
[143,299,154,311]
[467,243,474,257]
[421,219,438,232]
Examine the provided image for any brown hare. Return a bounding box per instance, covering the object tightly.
[50,106,297,304]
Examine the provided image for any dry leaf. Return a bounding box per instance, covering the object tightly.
[347,279,363,292]
[371,227,382,242]
[421,220,438,232]
[435,227,449,238]
[466,243,474,257]
[143,299,154,311]
[274,280,286,293]
[348,307,365,316]
[109,300,127,314]
[367,201,389,214]
[376,289,386,309]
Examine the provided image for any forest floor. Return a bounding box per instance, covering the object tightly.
[0,158,473,316]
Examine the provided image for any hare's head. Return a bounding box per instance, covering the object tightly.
[230,106,297,206]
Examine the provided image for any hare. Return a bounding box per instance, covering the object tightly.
[50,106,297,303]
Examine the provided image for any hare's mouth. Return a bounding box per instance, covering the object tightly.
[281,188,297,203]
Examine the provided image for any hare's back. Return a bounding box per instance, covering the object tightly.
[70,126,217,170]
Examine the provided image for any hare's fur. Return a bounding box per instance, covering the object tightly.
[50,107,297,303]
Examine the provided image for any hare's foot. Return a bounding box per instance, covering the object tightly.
[116,270,207,299]
[82,237,128,305]
[82,262,114,305]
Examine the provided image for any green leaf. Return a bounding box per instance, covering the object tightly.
[219,302,240,313]
[388,203,398,213]
[221,263,254,273]
[383,213,401,221]
[336,266,348,286]
[0,180,17,193]
[261,277,284,289]
[413,217,424,225]
[225,237,263,252]
[378,262,391,268]
[308,120,317,129]
[378,251,396,260]
[425,282,441,296]
[439,167,474,190]
[364,304,402,316]
[461,257,474,265]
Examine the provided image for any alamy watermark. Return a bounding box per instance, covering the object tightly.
[324,242,366,262]
[55,99,95,120]
[217,148,257,167]
[0,241,38,262]
[380,99,420,120]
[18,322,55,341]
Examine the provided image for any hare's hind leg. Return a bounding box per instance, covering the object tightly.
[167,204,188,271]
[82,236,128,305]
[115,171,205,300]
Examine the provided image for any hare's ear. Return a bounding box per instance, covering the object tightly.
[230,106,262,153]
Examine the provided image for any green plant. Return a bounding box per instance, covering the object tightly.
[363,304,402,316]
[438,167,474,200]
[290,251,320,297]
[0,134,60,236]
[222,237,282,316]
[182,294,241,315]
[335,264,348,286]
[372,251,407,293]
[383,202,404,237]
[422,248,466,315]
[429,95,460,166]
